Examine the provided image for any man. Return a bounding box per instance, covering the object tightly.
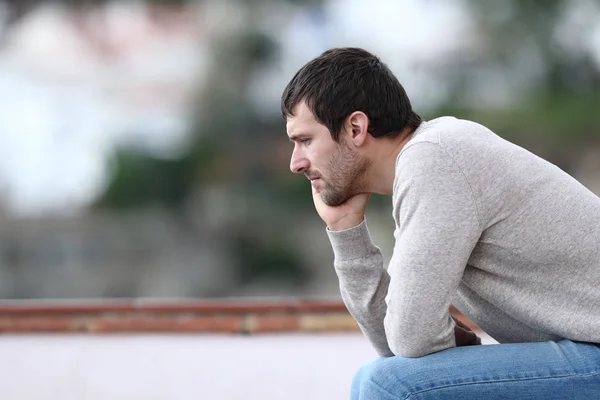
[281,47,600,399]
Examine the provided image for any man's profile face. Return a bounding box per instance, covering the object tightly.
[286,102,369,206]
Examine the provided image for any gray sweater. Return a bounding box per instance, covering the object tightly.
[327,117,600,358]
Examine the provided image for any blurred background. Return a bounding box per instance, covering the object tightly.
[0,0,599,300]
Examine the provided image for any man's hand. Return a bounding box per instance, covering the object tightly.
[453,316,482,347]
[312,186,370,231]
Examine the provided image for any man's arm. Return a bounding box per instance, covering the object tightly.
[384,143,482,357]
[310,185,395,357]
[327,142,483,358]
[327,220,395,357]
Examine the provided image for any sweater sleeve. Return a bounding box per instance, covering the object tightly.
[328,142,482,358]
[327,220,394,357]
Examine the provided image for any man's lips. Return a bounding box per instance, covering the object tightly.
[307,176,321,188]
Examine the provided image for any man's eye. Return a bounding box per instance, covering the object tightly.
[300,138,311,144]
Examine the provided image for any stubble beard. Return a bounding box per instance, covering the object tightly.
[319,142,371,207]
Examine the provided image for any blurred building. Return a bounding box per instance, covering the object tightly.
[0,1,205,216]
[0,209,238,298]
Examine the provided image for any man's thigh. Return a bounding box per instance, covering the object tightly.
[352,340,600,400]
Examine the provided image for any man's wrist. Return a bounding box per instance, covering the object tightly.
[326,217,377,262]
[327,215,364,231]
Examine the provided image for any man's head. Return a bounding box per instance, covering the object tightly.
[281,47,421,206]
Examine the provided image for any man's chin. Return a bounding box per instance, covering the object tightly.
[321,191,350,207]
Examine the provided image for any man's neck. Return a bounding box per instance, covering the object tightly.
[365,126,417,195]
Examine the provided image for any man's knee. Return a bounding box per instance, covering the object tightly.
[351,358,413,399]
[351,359,376,392]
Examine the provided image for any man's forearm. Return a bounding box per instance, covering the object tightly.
[327,219,394,357]
[337,258,393,357]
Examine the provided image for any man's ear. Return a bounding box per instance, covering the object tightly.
[345,111,369,147]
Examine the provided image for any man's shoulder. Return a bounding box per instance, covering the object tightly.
[406,116,496,146]
[392,116,515,199]
[397,116,506,167]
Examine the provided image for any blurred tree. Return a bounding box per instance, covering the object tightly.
[434,0,600,171]
[95,0,326,291]
[233,229,311,287]
[466,0,599,93]
[99,140,220,209]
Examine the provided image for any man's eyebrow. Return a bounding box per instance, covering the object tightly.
[288,133,306,142]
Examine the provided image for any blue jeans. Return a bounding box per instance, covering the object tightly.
[351,340,600,399]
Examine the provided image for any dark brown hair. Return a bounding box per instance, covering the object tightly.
[281,47,421,141]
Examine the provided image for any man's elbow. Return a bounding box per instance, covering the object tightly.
[388,339,438,358]
[386,322,455,358]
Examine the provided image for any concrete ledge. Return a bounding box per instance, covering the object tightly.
[0,299,477,334]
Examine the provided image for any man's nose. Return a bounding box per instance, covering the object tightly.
[290,151,309,174]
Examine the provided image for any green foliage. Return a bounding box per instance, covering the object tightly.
[98,138,222,209]
[432,90,600,146]
[98,151,194,208]
[464,0,599,93]
[271,172,315,212]
[234,231,311,285]
[367,193,390,210]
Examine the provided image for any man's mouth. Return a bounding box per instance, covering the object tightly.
[307,176,321,188]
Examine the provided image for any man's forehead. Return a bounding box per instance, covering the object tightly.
[286,102,316,135]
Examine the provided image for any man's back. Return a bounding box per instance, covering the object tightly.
[397,116,600,343]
